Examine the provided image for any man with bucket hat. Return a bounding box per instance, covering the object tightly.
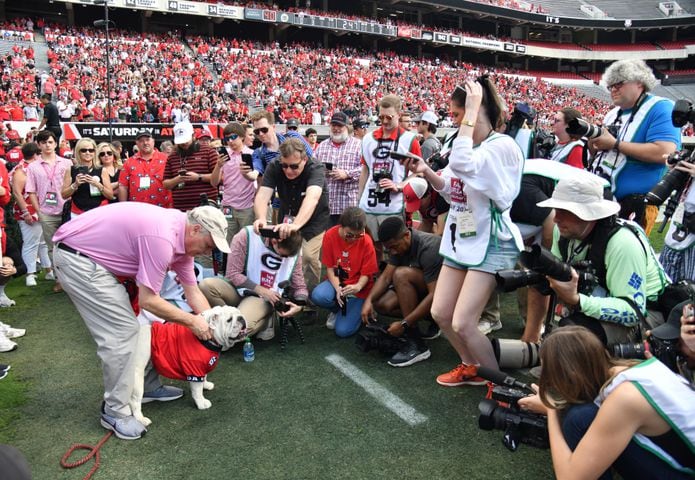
[537,175,669,346]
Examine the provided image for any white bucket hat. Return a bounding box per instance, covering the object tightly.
[536,176,620,221]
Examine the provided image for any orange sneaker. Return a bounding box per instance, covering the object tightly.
[436,363,486,387]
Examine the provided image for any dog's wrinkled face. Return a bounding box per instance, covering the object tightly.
[203,306,247,350]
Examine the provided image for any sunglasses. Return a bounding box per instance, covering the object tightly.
[253,127,270,136]
[79,148,95,153]
[280,162,302,170]
[343,231,365,240]
[223,134,239,143]
[378,114,394,122]
[608,82,625,91]
[99,151,114,157]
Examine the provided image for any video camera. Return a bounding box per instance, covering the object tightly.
[534,129,556,159]
[565,118,619,140]
[355,320,406,356]
[274,280,307,314]
[495,245,597,296]
[645,148,694,235]
[476,367,549,452]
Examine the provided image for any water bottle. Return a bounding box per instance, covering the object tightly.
[243,336,255,363]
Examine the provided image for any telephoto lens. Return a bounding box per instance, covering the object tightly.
[490,338,541,369]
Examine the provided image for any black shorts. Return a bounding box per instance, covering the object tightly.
[511,174,555,226]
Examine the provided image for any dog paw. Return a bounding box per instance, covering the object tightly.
[203,381,214,391]
[134,414,152,427]
[195,399,212,410]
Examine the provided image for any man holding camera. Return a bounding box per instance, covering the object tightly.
[313,112,362,225]
[253,138,330,293]
[659,160,695,283]
[537,176,669,346]
[163,121,218,211]
[361,216,442,367]
[358,94,421,251]
[199,227,307,341]
[588,59,680,233]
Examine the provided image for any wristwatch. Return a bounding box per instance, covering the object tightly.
[400,320,409,330]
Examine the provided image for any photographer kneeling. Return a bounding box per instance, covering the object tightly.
[518,326,695,479]
[535,176,669,346]
[199,227,307,341]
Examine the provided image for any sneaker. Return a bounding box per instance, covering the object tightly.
[325,312,337,330]
[0,322,25,339]
[0,293,15,307]
[477,318,502,336]
[388,339,431,367]
[421,322,441,340]
[25,274,37,287]
[0,334,17,352]
[436,363,487,387]
[100,411,147,440]
[0,364,10,374]
[256,317,275,341]
[44,270,55,281]
[141,385,184,404]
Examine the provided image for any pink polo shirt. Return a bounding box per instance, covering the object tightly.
[220,146,255,210]
[53,202,195,293]
[24,155,71,215]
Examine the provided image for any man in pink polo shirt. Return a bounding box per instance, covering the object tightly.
[52,202,230,440]
[24,130,71,292]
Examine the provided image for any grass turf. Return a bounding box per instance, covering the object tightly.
[0,274,553,479]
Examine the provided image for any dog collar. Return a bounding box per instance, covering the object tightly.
[199,338,223,353]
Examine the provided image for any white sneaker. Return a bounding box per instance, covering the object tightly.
[44,270,55,281]
[256,317,275,341]
[26,274,37,287]
[325,312,337,330]
[0,333,17,352]
[0,293,15,307]
[477,318,502,335]
[0,322,25,339]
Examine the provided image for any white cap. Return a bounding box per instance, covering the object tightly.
[416,111,439,125]
[173,121,194,145]
[188,206,231,253]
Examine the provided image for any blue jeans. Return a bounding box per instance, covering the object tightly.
[311,280,364,338]
[562,403,692,480]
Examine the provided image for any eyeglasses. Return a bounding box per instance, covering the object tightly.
[343,230,365,240]
[253,127,270,136]
[280,162,302,170]
[79,148,95,153]
[223,134,239,143]
[608,82,625,91]
[99,151,114,157]
[287,126,298,131]
[378,114,394,122]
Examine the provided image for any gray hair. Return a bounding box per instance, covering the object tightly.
[602,59,657,92]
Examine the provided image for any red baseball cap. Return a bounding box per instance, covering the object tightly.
[403,177,429,213]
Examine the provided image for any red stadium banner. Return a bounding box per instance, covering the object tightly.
[397,26,412,38]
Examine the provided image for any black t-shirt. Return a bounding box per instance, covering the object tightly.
[262,158,330,241]
[43,102,60,127]
[510,174,555,226]
[387,229,443,284]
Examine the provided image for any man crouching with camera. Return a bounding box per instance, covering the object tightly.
[199,227,307,341]
[535,176,669,346]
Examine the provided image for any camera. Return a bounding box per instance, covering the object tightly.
[273,280,306,314]
[259,227,281,239]
[355,321,406,355]
[611,335,681,373]
[505,102,535,140]
[490,338,540,369]
[77,166,89,175]
[645,148,694,206]
[495,245,597,296]
[477,377,548,452]
[372,169,392,196]
[534,129,556,159]
[427,151,449,172]
[672,99,695,128]
[335,261,348,316]
[566,118,618,140]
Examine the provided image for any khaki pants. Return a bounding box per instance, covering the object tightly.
[199,277,273,335]
[302,232,324,293]
[225,206,255,244]
[38,212,62,266]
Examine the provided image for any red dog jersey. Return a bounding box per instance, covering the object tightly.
[150,322,221,382]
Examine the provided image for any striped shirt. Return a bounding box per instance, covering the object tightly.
[164,144,218,211]
[313,136,362,215]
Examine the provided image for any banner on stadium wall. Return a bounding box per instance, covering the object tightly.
[59,0,243,19]
[421,31,434,41]
[449,35,462,45]
[0,29,33,42]
[462,36,505,51]
[397,26,412,38]
[62,123,224,142]
[434,32,448,43]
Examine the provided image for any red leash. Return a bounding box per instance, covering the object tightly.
[60,431,113,480]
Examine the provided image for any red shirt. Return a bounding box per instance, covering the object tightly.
[150,322,220,382]
[320,225,378,299]
[119,151,172,208]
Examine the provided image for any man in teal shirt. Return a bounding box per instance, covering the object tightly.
[537,176,669,346]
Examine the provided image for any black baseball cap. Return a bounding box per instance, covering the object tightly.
[353,119,369,129]
[135,128,152,140]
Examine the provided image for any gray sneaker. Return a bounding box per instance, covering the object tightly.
[142,385,184,403]
[100,412,147,440]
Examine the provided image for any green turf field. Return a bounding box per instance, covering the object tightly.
[0,274,554,479]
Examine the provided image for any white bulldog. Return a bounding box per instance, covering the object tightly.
[131,306,247,427]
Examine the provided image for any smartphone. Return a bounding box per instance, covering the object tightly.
[217,146,227,156]
[389,151,421,163]
[77,166,89,175]
[324,162,334,171]
[259,227,281,239]
[241,153,254,169]
[178,169,187,176]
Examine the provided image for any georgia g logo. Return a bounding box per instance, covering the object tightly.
[261,253,282,271]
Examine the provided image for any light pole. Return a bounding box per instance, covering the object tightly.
[93,0,113,143]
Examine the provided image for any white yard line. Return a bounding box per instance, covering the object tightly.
[325,353,428,426]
